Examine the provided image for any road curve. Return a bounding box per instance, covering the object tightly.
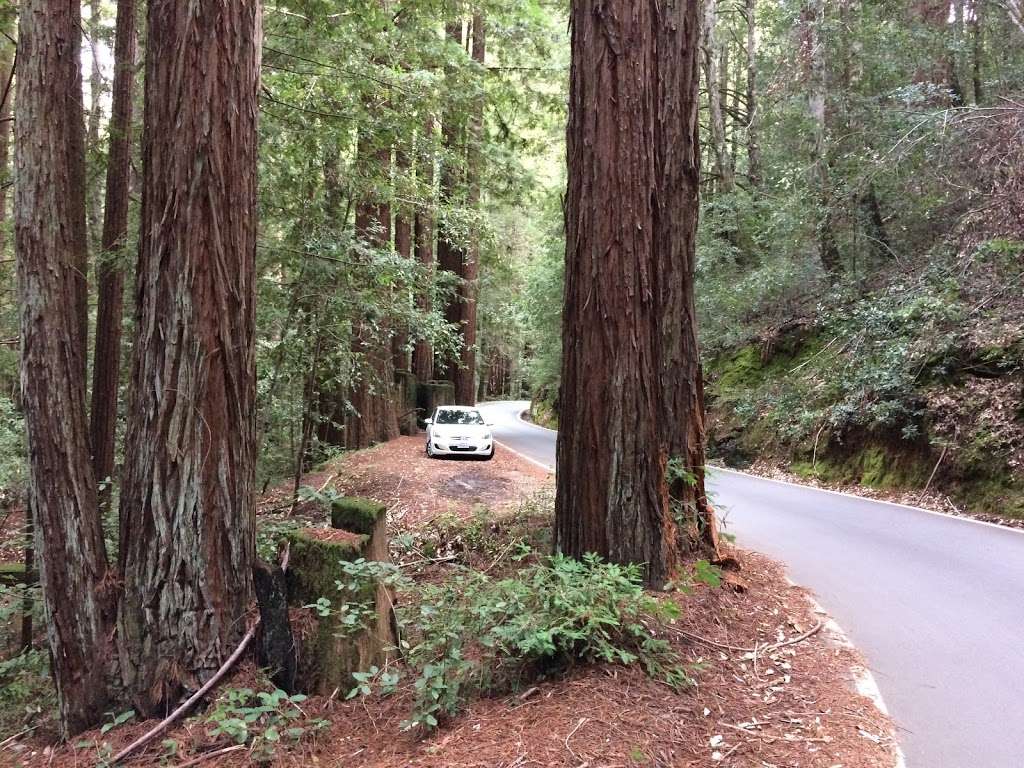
[478,400,1024,768]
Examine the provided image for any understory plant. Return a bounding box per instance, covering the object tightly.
[360,553,694,731]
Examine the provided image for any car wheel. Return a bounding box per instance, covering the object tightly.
[426,440,434,458]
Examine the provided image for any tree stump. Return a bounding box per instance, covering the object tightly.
[285,497,395,696]
[394,369,419,436]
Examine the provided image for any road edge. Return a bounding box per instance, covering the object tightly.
[796,585,908,768]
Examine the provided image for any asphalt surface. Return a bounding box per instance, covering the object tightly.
[478,400,1024,768]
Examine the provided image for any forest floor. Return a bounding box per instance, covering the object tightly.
[2,438,900,768]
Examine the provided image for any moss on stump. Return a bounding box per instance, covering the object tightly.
[329,496,386,536]
[284,517,395,696]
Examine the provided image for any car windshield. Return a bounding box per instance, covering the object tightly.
[435,409,484,425]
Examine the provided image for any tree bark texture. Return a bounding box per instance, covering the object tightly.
[453,14,485,406]
[556,0,715,589]
[412,117,436,383]
[15,0,112,736]
[118,0,261,715]
[437,20,466,381]
[90,0,137,514]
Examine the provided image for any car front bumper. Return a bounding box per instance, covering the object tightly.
[430,440,493,457]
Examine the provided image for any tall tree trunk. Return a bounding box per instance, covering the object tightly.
[453,14,485,406]
[90,0,137,514]
[557,0,718,590]
[118,0,261,716]
[703,0,734,194]
[15,0,112,736]
[0,25,13,259]
[346,135,400,449]
[802,0,841,274]
[412,116,436,383]
[393,146,413,373]
[437,20,466,381]
[971,0,984,104]
[745,0,762,186]
[86,0,105,254]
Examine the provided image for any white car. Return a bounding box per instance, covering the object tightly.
[424,405,495,460]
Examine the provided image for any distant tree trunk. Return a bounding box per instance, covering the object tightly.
[437,20,466,381]
[971,0,984,104]
[950,0,965,104]
[557,0,719,590]
[118,0,261,716]
[86,0,105,254]
[393,146,413,373]
[412,116,436,383]
[802,0,841,274]
[0,28,13,259]
[703,0,734,194]
[15,0,112,736]
[1008,0,1024,36]
[745,0,762,186]
[346,134,400,448]
[453,14,485,406]
[90,0,137,514]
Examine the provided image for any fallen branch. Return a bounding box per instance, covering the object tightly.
[671,621,823,655]
[173,744,247,768]
[110,623,259,766]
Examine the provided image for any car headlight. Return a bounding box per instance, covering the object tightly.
[483,432,492,441]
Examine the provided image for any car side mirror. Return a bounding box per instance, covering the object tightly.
[486,423,494,427]
[424,418,433,425]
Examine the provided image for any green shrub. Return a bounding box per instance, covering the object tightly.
[385,554,692,731]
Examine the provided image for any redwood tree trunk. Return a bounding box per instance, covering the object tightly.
[346,134,399,449]
[393,146,413,373]
[15,0,112,735]
[453,14,486,406]
[118,0,261,715]
[437,20,466,381]
[556,0,716,589]
[412,116,436,383]
[90,0,137,513]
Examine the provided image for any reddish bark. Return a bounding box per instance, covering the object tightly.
[453,14,486,406]
[437,20,466,380]
[345,134,400,449]
[118,0,261,715]
[393,146,414,373]
[412,116,436,383]
[90,0,137,513]
[14,0,112,735]
[556,0,716,589]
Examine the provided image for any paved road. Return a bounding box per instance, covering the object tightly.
[478,400,1024,768]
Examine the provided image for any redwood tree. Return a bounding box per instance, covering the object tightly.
[412,116,436,383]
[453,13,486,405]
[90,0,137,513]
[15,0,112,735]
[118,0,261,715]
[555,0,717,588]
